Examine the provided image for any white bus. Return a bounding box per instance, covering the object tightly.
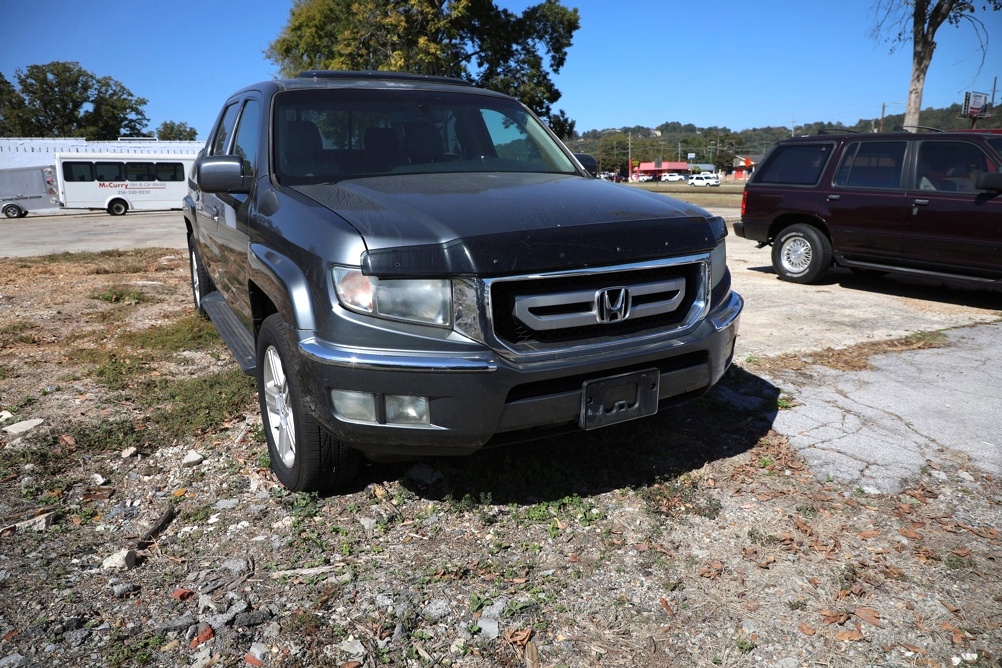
[55,152,196,215]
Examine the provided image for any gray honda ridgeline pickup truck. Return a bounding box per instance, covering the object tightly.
[184,71,743,493]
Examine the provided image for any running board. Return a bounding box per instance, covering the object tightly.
[839,257,1001,285]
[201,292,257,374]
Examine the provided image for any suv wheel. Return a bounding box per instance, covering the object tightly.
[772,223,832,284]
[257,314,359,493]
[187,235,214,315]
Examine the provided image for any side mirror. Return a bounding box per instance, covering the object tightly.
[975,172,1002,192]
[196,155,250,194]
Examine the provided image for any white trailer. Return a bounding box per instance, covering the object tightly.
[0,166,59,218]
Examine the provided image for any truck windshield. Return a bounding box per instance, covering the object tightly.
[273,88,577,185]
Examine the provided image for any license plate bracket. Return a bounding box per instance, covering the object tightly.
[580,368,660,430]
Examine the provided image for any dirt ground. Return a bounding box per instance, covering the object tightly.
[0,247,1000,668]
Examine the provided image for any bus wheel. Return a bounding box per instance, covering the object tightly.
[108,200,128,216]
[3,204,22,219]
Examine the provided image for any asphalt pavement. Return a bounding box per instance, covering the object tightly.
[3,206,1000,493]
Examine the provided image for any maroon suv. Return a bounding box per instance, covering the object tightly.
[735,130,1002,286]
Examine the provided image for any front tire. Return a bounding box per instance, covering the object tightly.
[772,223,832,284]
[3,204,22,219]
[187,234,214,315]
[256,314,359,493]
[107,199,128,216]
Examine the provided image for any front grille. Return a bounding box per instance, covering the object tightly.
[489,262,704,347]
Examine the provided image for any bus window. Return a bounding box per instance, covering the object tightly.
[155,162,185,181]
[63,161,94,182]
[125,162,154,181]
[95,162,124,181]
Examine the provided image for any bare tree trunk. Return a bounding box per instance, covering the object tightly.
[903,0,953,129]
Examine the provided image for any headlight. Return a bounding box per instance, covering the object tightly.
[333,267,452,327]
[707,216,728,290]
[710,239,727,289]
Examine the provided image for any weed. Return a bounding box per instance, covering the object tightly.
[943,553,972,569]
[91,285,154,305]
[0,321,37,348]
[735,637,756,653]
[104,633,166,667]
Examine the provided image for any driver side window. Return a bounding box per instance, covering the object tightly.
[209,102,241,156]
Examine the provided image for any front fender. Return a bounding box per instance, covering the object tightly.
[248,243,317,332]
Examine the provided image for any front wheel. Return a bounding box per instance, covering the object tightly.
[256,314,359,493]
[771,223,832,284]
[187,234,214,315]
[107,200,128,216]
[3,204,22,219]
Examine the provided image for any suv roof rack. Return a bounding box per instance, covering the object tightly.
[818,128,859,134]
[296,70,472,87]
[891,125,944,133]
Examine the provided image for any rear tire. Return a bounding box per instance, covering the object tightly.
[107,200,128,216]
[3,204,22,219]
[772,223,832,284]
[256,314,359,493]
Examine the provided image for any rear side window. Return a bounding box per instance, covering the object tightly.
[753,143,833,185]
[835,141,907,190]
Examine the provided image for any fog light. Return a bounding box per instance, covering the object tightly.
[331,390,376,422]
[385,395,429,425]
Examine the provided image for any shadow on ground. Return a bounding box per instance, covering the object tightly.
[349,365,782,506]
[744,265,1002,311]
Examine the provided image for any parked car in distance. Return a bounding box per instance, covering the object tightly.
[735,129,1002,285]
[689,173,720,187]
[185,70,743,493]
[663,173,687,182]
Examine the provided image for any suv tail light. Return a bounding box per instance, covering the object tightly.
[740,189,748,216]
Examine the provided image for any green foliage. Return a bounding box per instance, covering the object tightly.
[265,0,580,133]
[156,120,198,141]
[1,62,197,140]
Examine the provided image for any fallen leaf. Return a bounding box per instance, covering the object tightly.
[857,530,881,540]
[940,600,961,615]
[853,606,883,628]
[835,623,864,642]
[899,528,923,540]
[798,623,816,636]
[900,643,928,655]
[658,597,675,617]
[821,609,850,625]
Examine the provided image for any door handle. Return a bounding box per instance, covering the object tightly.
[913,199,929,206]
[827,194,840,201]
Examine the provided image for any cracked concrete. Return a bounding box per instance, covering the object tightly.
[767,323,1002,493]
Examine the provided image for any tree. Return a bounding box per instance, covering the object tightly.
[871,0,1002,129]
[266,0,580,134]
[156,121,199,141]
[1,61,150,139]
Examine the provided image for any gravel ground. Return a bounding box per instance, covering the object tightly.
[0,249,999,668]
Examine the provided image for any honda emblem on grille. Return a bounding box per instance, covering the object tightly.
[596,287,631,323]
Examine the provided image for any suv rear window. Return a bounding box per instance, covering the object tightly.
[834,141,907,189]
[754,143,833,185]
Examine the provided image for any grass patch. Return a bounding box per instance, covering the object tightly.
[143,367,256,443]
[17,248,182,275]
[91,285,155,305]
[0,321,38,347]
[119,313,220,352]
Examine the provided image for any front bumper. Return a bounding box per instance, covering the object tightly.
[294,290,743,458]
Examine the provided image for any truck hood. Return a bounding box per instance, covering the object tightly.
[293,173,720,277]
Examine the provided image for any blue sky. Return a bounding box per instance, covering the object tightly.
[2,1,999,140]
